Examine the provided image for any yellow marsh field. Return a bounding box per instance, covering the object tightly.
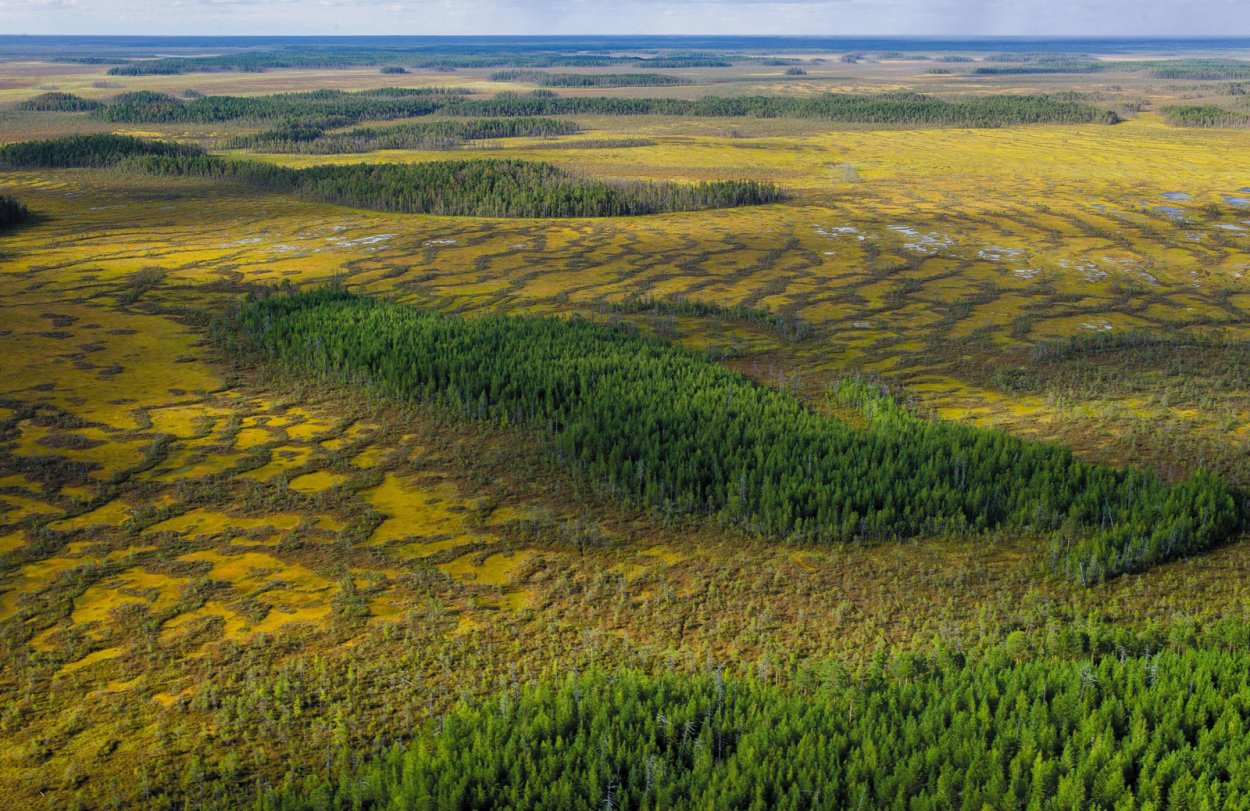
[2,63,1250,805]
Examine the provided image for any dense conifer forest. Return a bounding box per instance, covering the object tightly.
[0,133,203,168]
[443,91,1121,125]
[91,87,472,125]
[1161,105,1250,127]
[0,135,783,217]
[26,88,1122,129]
[0,195,31,228]
[13,91,103,111]
[228,117,582,153]
[222,288,1239,583]
[489,70,693,87]
[262,632,1250,810]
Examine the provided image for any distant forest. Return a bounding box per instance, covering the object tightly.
[489,70,693,87]
[0,134,783,218]
[92,88,471,126]
[228,117,581,153]
[100,51,732,75]
[1162,105,1250,128]
[17,88,1122,129]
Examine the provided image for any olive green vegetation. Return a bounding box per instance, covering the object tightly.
[0,135,782,217]
[264,630,1250,810]
[223,288,1239,584]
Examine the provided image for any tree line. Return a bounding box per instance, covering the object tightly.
[489,70,693,87]
[0,135,782,218]
[970,58,1250,80]
[0,133,203,168]
[50,88,1121,129]
[0,195,31,229]
[261,639,1250,809]
[14,91,103,112]
[222,288,1239,583]
[1162,105,1250,128]
[443,91,1121,126]
[228,117,582,154]
[90,87,473,126]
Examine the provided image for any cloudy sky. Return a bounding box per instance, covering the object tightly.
[2,0,1248,37]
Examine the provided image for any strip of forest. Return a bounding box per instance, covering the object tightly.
[221,287,1240,583]
[260,629,1250,809]
[226,117,582,153]
[488,70,693,87]
[0,134,783,217]
[100,51,732,75]
[17,88,1122,128]
[1161,105,1250,128]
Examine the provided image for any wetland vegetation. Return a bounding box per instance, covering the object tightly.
[3,34,1250,809]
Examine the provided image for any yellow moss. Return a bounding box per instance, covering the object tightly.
[0,556,85,621]
[59,646,123,675]
[145,509,300,539]
[160,600,250,643]
[289,470,348,494]
[0,532,25,553]
[642,545,686,565]
[49,499,134,531]
[366,474,470,543]
[439,551,533,587]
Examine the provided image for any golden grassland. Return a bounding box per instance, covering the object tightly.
[1,59,1250,806]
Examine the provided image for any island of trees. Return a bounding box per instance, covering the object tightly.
[0,134,784,218]
[229,117,582,153]
[223,287,1239,583]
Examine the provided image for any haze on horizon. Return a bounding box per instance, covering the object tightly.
[1,0,1248,39]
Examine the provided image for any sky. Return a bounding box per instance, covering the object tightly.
[1,0,1248,37]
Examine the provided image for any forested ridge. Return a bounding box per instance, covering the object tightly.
[35,88,1121,129]
[228,117,582,153]
[222,288,1239,583]
[264,638,1250,810]
[0,135,782,217]
[13,91,103,112]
